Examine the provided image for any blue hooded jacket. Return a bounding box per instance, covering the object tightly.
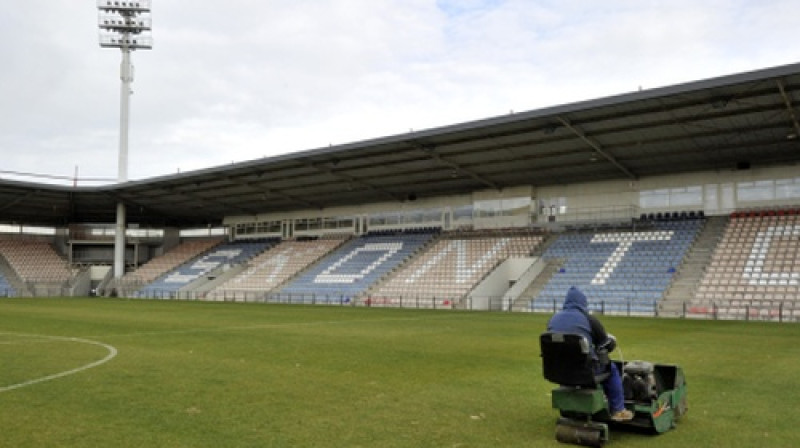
[546,287,607,358]
[545,286,623,412]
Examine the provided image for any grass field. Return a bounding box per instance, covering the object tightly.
[1,298,798,447]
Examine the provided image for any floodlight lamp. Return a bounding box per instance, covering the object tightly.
[100,35,153,50]
[98,0,153,50]
[99,15,152,33]
[97,0,151,13]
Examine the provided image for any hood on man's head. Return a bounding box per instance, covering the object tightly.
[563,286,588,311]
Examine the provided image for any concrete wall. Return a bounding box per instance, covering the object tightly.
[469,257,537,310]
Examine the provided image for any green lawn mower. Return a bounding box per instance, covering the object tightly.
[540,332,688,447]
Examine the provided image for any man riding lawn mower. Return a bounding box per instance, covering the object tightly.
[541,287,687,447]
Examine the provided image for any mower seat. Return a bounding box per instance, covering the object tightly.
[540,332,609,387]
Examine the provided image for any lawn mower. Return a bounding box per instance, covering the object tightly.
[539,332,688,447]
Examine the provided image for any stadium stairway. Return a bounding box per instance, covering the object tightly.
[276,231,437,303]
[121,238,224,286]
[509,233,563,311]
[359,233,442,300]
[511,257,564,312]
[363,230,542,308]
[0,255,24,296]
[208,236,351,302]
[135,239,277,298]
[0,272,16,297]
[659,215,727,316]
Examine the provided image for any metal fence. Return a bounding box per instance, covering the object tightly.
[681,300,799,323]
[3,288,798,323]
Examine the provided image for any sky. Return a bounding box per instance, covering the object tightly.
[0,0,797,185]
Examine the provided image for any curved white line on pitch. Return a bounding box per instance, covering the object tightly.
[0,334,118,393]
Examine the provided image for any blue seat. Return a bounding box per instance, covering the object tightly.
[279,231,436,298]
[137,239,277,297]
[533,221,701,311]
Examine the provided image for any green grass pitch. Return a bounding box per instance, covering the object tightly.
[1,298,798,447]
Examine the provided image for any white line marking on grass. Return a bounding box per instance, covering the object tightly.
[0,333,118,393]
[77,314,462,340]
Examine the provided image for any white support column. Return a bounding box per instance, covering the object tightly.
[114,201,127,279]
[113,47,133,279]
[118,47,132,183]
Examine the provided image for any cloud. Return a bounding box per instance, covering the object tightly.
[0,1,797,184]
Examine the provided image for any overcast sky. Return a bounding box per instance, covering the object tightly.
[0,0,797,185]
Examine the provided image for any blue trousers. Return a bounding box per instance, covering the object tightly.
[601,363,625,413]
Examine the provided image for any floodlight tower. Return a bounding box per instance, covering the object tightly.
[98,0,153,279]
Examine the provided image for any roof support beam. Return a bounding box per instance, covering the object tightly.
[308,163,402,202]
[416,144,500,190]
[103,190,155,215]
[556,116,637,180]
[776,79,800,139]
[229,178,322,210]
[262,188,321,209]
[160,187,256,216]
[0,189,36,213]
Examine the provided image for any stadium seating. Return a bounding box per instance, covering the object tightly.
[532,218,703,314]
[135,239,277,298]
[274,230,437,303]
[122,238,224,286]
[207,236,350,300]
[0,239,73,284]
[367,230,543,307]
[689,209,800,320]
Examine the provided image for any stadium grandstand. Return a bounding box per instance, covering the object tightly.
[1,62,800,322]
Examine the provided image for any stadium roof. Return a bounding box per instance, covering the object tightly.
[3,62,800,228]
